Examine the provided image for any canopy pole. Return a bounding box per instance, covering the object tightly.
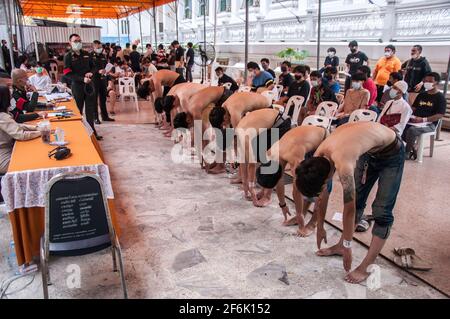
[147,10,152,47]
[117,15,120,46]
[213,0,217,48]
[175,0,179,40]
[138,9,144,51]
[126,15,130,43]
[316,0,322,70]
[244,0,249,80]
[33,31,39,62]
[153,1,157,48]
[4,0,16,69]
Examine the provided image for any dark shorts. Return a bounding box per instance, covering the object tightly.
[216,88,233,107]
[251,117,291,163]
[173,74,186,86]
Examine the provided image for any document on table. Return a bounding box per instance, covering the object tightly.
[44,92,72,102]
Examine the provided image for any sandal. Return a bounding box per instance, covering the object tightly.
[355,219,371,232]
[393,253,432,271]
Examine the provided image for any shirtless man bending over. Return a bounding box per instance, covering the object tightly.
[255,125,329,236]
[295,122,405,283]
[161,82,208,137]
[235,108,291,204]
[208,92,270,175]
[173,86,234,169]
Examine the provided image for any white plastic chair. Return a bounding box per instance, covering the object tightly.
[315,101,338,118]
[238,86,252,92]
[118,77,139,111]
[49,63,58,83]
[283,95,305,127]
[275,84,284,100]
[417,119,441,163]
[348,109,378,123]
[223,82,232,90]
[302,115,331,129]
[261,90,276,105]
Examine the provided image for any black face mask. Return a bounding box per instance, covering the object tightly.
[294,75,302,81]
[325,75,332,80]
[281,66,287,73]
[350,48,357,53]
[386,80,393,87]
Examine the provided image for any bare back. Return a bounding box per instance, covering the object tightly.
[154,69,180,86]
[168,83,208,110]
[222,92,270,127]
[188,86,225,117]
[315,122,396,175]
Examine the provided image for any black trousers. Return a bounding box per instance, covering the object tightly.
[186,64,193,82]
[93,76,109,120]
[72,81,97,134]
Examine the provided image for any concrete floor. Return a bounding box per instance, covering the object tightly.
[0,102,446,299]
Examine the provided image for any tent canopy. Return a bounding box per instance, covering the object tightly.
[20,0,174,19]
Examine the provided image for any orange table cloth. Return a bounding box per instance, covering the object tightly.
[3,116,119,266]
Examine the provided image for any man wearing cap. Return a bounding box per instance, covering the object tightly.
[344,40,368,93]
[378,80,412,136]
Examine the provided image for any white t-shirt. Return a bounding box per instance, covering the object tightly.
[28,74,52,90]
[380,98,412,135]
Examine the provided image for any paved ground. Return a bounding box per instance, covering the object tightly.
[0,116,445,299]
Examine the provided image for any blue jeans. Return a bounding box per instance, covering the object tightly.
[354,143,405,239]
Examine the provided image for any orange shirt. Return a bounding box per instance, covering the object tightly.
[374,56,401,86]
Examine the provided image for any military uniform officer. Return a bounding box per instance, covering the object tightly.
[91,40,114,124]
[63,33,102,140]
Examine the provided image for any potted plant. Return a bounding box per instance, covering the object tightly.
[276,48,309,63]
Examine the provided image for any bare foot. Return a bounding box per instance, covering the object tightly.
[230,177,242,184]
[256,189,264,200]
[164,131,173,137]
[344,266,370,284]
[255,197,271,207]
[297,223,315,237]
[208,166,225,174]
[316,243,345,257]
[283,216,298,226]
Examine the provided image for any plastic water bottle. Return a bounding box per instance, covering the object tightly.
[7,240,18,274]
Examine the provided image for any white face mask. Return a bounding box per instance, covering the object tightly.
[352,82,362,90]
[389,89,398,99]
[94,48,103,54]
[71,42,82,51]
[328,52,335,57]
[384,51,392,58]
[311,80,319,88]
[424,82,434,91]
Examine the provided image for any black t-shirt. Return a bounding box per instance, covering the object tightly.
[402,57,432,92]
[129,51,141,72]
[186,48,195,65]
[412,91,446,123]
[175,47,185,61]
[266,68,276,78]
[218,74,239,92]
[287,80,310,106]
[345,51,368,75]
[279,73,294,89]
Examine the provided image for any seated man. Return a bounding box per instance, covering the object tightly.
[304,71,337,123]
[277,61,294,94]
[357,65,377,109]
[10,69,50,123]
[296,122,405,283]
[379,71,408,108]
[208,92,270,180]
[275,65,310,114]
[256,125,329,235]
[335,72,370,126]
[246,61,274,92]
[235,108,291,204]
[28,63,52,91]
[402,72,446,160]
[216,67,239,92]
[322,66,340,94]
[160,82,208,136]
[378,80,412,136]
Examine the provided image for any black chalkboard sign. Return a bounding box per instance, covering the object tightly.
[48,176,111,255]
